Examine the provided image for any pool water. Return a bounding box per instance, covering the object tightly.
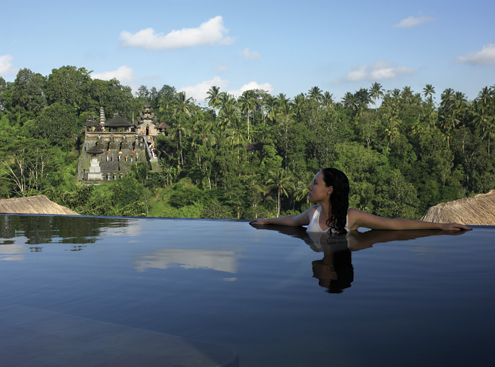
[1,214,494,367]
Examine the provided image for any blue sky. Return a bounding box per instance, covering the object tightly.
[1,0,494,104]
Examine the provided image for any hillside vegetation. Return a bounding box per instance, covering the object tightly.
[1,66,494,219]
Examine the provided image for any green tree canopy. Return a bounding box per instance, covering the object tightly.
[32,102,78,150]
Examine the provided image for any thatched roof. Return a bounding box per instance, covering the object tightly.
[420,190,495,225]
[0,195,78,215]
[86,145,103,154]
[86,145,104,155]
[105,114,133,127]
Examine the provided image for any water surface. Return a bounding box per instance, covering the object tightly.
[0,214,494,367]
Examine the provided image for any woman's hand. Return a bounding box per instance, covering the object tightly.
[249,218,268,225]
[439,223,472,231]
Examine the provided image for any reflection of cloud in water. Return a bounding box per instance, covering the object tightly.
[99,219,141,237]
[0,244,25,261]
[133,248,242,274]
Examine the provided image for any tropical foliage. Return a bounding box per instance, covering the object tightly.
[1,66,495,220]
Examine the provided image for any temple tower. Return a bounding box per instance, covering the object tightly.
[99,107,105,127]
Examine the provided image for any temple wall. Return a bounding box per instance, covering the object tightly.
[78,108,165,183]
[79,134,152,182]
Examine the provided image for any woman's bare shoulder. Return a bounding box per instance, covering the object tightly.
[347,208,361,217]
[347,208,375,230]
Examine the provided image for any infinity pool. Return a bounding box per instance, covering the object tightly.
[0,214,494,367]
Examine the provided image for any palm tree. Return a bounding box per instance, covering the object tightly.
[206,86,221,111]
[474,87,495,154]
[169,91,193,167]
[342,92,356,110]
[266,169,295,217]
[158,88,177,122]
[423,84,435,106]
[275,93,292,117]
[251,91,269,141]
[391,88,401,100]
[218,93,239,129]
[274,94,295,169]
[265,95,277,123]
[238,90,257,141]
[292,93,306,118]
[192,118,215,171]
[197,119,216,147]
[453,91,467,127]
[401,86,414,105]
[227,119,247,150]
[384,113,401,148]
[370,82,384,110]
[308,86,323,102]
[168,119,189,169]
[293,173,313,209]
[438,88,456,146]
[440,88,455,110]
[174,91,193,120]
[244,174,265,217]
[322,91,334,109]
[354,88,371,108]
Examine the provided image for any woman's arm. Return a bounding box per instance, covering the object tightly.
[250,207,316,227]
[348,208,472,231]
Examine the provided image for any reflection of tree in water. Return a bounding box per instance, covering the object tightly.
[65,245,87,252]
[0,215,16,241]
[0,214,131,248]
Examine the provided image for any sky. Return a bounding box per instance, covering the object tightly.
[1,0,495,105]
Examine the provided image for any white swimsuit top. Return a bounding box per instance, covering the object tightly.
[307,206,349,234]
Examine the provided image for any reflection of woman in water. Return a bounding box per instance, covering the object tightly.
[250,168,471,232]
[310,233,354,293]
[313,249,353,293]
[251,223,469,293]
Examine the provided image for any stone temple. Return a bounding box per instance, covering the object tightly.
[78,104,168,182]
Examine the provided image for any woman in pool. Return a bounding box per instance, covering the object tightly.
[250,168,471,233]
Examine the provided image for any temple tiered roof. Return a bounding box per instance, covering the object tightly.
[105,114,133,127]
[86,145,104,155]
[136,103,159,126]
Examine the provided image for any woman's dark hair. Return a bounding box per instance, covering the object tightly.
[328,250,354,293]
[321,168,350,235]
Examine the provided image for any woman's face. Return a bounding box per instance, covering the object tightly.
[308,172,332,204]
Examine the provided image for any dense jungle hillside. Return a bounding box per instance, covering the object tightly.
[1,66,494,219]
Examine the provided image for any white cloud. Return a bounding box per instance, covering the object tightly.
[334,60,414,83]
[92,66,137,84]
[393,15,435,28]
[228,81,274,97]
[216,65,229,72]
[178,76,230,102]
[133,248,241,273]
[178,77,274,102]
[120,16,234,50]
[456,44,495,65]
[239,48,261,60]
[0,55,18,75]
